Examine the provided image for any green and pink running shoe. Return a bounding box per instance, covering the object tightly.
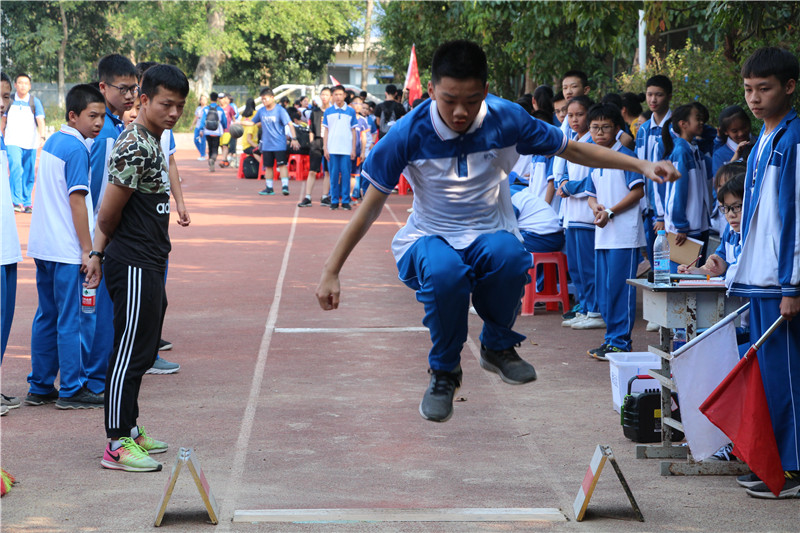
[134,426,168,454]
[101,437,162,472]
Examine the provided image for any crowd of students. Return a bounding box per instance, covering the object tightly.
[1,40,798,499]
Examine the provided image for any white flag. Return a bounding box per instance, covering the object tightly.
[671,314,741,461]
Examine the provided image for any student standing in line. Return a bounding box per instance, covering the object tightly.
[4,73,45,213]
[322,85,357,211]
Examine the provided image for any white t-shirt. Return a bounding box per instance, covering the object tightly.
[1,138,22,265]
[27,126,94,264]
[512,187,562,236]
[4,92,44,150]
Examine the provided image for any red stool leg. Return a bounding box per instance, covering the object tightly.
[521,267,536,316]
[237,153,246,179]
[543,263,560,311]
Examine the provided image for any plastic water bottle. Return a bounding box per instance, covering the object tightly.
[81,287,96,314]
[653,229,671,286]
[672,328,687,352]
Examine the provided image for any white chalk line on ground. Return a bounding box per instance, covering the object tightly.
[275,326,428,333]
[216,194,302,530]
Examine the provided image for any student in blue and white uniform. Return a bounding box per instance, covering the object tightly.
[635,75,673,266]
[662,104,711,271]
[322,85,358,210]
[1,72,23,413]
[26,85,106,410]
[198,92,228,172]
[712,105,754,177]
[557,95,605,331]
[4,73,45,213]
[582,104,645,360]
[315,41,679,424]
[729,48,800,499]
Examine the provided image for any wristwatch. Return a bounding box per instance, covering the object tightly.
[604,208,615,220]
[89,250,105,263]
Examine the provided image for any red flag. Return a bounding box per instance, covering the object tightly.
[700,346,785,496]
[329,75,341,86]
[404,44,422,106]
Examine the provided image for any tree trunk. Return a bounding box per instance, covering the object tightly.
[58,1,68,109]
[524,53,534,94]
[361,0,374,91]
[191,1,225,97]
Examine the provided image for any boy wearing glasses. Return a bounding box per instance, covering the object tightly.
[86,54,138,398]
[583,103,645,360]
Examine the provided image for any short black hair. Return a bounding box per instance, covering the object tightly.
[562,70,589,88]
[287,106,300,121]
[431,40,488,85]
[134,61,158,83]
[1,71,12,85]
[690,101,710,123]
[260,87,273,97]
[620,92,645,116]
[601,92,622,109]
[140,64,189,99]
[718,105,751,134]
[320,86,332,94]
[741,46,800,86]
[98,54,136,83]
[210,91,219,101]
[385,84,398,95]
[714,161,747,194]
[567,95,593,112]
[553,90,565,103]
[716,167,746,200]
[65,83,105,121]
[646,75,673,95]
[15,73,31,83]
[587,102,623,129]
[332,84,346,94]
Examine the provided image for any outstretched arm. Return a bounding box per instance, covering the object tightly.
[560,140,680,184]
[316,186,389,310]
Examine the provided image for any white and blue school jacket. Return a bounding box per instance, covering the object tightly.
[711,135,755,176]
[361,94,567,262]
[89,108,124,217]
[511,187,562,236]
[528,154,555,203]
[558,131,595,228]
[27,125,94,264]
[714,224,742,288]
[551,119,577,185]
[322,103,358,156]
[635,110,671,220]
[730,110,800,298]
[585,141,646,249]
[1,136,22,266]
[664,138,709,235]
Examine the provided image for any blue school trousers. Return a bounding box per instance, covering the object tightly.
[28,260,86,397]
[1,263,17,362]
[749,297,800,471]
[193,126,206,158]
[6,145,36,207]
[83,275,112,394]
[564,227,598,314]
[596,248,639,351]
[397,231,531,372]
[328,154,351,205]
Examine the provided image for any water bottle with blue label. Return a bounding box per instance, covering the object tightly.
[653,230,670,286]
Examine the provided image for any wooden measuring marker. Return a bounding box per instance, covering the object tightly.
[154,448,219,526]
[573,445,643,522]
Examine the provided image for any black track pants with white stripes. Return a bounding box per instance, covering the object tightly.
[103,258,167,439]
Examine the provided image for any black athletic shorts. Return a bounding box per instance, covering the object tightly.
[261,150,288,167]
[309,138,325,173]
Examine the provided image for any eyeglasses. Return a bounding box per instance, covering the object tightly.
[106,83,139,96]
[719,203,743,214]
[589,125,615,133]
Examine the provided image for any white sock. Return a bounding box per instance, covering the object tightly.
[281,177,289,187]
[110,439,122,451]
[266,179,274,188]
[130,426,140,439]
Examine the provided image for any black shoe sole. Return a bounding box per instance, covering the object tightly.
[479,357,537,384]
[159,342,173,351]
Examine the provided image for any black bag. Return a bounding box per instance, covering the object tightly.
[289,123,311,155]
[379,103,397,137]
[242,154,260,179]
[205,106,220,131]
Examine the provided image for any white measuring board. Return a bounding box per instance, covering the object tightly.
[234,507,565,523]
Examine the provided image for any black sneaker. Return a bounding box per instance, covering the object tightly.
[259,187,275,196]
[561,304,582,320]
[330,203,340,210]
[479,344,537,384]
[25,389,59,406]
[342,203,352,210]
[745,471,800,499]
[705,442,736,461]
[737,472,763,488]
[590,344,627,361]
[320,196,331,207]
[282,185,290,196]
[159,338,173,351]
[419,366,462,422]
[298,197,312,207]
[56,387,104,410]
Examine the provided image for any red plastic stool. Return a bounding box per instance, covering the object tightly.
[237,153,264,180]
[287,154,308,180]
[521,251,570,316]
[398,174,411,195]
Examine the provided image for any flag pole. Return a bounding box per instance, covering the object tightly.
[672,302,751,358]
[751,315,786,352]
